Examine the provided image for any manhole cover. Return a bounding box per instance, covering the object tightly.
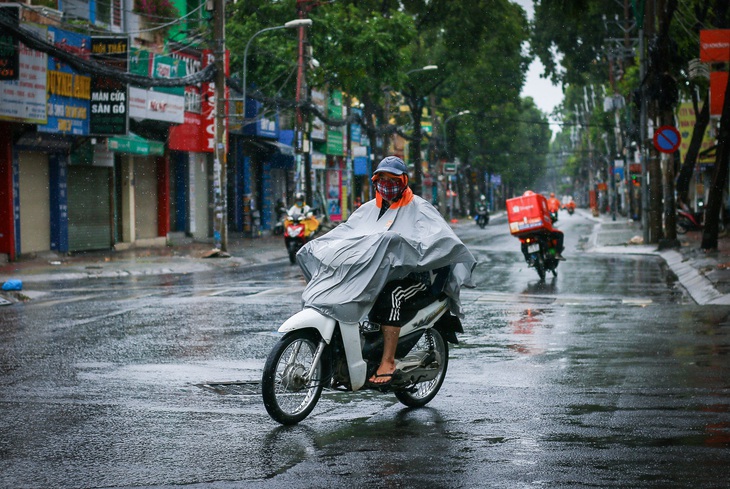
[196,381,260,396]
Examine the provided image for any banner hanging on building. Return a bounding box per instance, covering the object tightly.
[39,26,91,135]
[90,36,129,136]
[677,102,715,163]
[700,30,730,63]
[326,90,343,155]
[201,49,229,152]
[0,5,19,81]
[0,23,47,124]
[710,71,728,117]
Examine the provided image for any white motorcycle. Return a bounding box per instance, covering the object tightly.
[261,294,462,425]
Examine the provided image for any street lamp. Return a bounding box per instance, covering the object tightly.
[443,110,471,155]
[242,19,313,128]
[401,65,438,196]
[441,110,471,223]
[405,65,438,76]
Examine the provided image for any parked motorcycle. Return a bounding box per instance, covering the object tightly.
[519,233,560,281]
[475,203,490,228]
[284,213,319,264]
[261,293,461,425]
[676,207,725,234]
[273,202,288,236]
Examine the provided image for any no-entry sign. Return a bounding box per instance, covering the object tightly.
[653,125,682,154]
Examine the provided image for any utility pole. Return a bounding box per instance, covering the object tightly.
[296,0,312,205]
[213,0,227,252]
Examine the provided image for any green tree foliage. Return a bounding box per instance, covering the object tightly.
[227,1,302,92]
[227,0,547,194]
[531,0,624,87]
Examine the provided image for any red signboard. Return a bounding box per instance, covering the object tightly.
[169,112,207,152]
[201,49,230,153]
[700,30,730,63]
[711,71,728,117]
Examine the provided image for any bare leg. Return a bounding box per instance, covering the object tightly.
[369,325,399,384]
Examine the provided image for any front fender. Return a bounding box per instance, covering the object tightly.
[278,308,336,343]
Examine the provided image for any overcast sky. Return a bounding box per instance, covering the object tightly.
[513,0,564,123]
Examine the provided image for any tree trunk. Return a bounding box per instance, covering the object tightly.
[649,149,664,242]
[700,69,730,250]
[675,92,710,205]
[407,95,424,197]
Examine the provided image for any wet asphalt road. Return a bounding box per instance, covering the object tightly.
[1,212,729,488]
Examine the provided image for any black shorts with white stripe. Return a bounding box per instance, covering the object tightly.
[369,276,437,327]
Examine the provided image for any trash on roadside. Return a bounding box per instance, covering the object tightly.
[49,260,62,266]
[202,248,231,259]
[628,235,644,245]
[2,279,22,291]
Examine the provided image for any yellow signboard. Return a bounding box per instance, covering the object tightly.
[676,102,715,164]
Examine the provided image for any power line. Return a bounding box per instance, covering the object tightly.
[0,10,215,87]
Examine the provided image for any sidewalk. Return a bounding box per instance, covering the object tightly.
[587,209,730,305]
[3,211,730,306]
[0,233,288,286]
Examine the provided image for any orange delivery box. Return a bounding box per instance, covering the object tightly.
[506,192,554,236]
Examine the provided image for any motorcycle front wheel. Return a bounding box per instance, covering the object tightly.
[262,331,324,425]
[395,329,448,408]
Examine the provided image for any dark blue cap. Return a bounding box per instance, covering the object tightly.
[374,156,408,176]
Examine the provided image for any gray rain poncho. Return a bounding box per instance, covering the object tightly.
[296,193,477,324]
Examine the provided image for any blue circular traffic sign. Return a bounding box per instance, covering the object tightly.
[653,125,681,153]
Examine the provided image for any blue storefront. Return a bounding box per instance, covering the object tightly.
[231,98,295,235]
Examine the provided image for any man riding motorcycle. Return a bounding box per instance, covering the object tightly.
[296,156,476,387]
[475,195,490,227]
[528,191,565,260]
[286,192,318,238]
[288,192,310,219]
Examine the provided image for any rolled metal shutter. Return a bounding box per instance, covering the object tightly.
[67,166,112,251]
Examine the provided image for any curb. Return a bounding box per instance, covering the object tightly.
[659,249,730,305]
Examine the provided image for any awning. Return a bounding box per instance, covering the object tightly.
[15,132,74,152]
[107,132,164,156]
[246,139,295,169]
[262,140,295,156]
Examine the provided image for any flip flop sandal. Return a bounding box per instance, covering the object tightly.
[365,369,402,388]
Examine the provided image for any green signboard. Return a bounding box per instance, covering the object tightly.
[130,48,185,96]
[326,90,343,156]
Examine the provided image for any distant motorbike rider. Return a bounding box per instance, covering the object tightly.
[527,190,565,260]
[547,192,561,216]
[477,195,488,211]
[546,192,564,260]
[475,195,489,227]
[288,192,311,219]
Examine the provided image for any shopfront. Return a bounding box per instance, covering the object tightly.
[66,141,114,251]
[107,133,166,247]
[17,150,50,254]
[233,98,294,233]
